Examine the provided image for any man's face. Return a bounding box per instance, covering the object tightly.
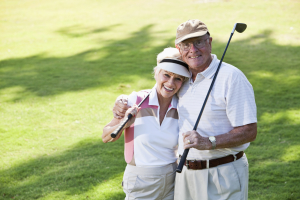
[177,35,212,73]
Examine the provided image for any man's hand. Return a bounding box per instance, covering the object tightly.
[182,123,257,150]
[113,95,130,119]
[182,131,211,150]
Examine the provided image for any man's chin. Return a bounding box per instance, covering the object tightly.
[189,63,203,70]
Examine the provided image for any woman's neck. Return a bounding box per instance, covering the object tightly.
[156,92,172,125]
[157,92,172,109]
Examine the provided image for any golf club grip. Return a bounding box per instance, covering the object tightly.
[111,114,133,138]
[176,149,189,173]
[110,91,151,139]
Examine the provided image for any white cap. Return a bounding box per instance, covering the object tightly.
[157,59,190,78]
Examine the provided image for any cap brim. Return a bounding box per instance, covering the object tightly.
[175,30,208,44]
[157,62,190,78]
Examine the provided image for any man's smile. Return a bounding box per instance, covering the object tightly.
[190,55,201,59]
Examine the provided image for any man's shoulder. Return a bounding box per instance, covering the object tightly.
[218,62,248,81]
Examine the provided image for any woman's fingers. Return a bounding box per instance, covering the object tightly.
[124,105,140,128]
[126,105,139,117]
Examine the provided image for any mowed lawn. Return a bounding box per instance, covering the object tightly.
[1,0,300,199]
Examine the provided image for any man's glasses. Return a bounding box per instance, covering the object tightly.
[179,38,209,51]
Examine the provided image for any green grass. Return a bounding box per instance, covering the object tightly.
[1,0,300,199]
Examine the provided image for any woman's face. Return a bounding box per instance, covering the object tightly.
[155,69,185,100]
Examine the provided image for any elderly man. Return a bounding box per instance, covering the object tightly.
[113,19,257,200]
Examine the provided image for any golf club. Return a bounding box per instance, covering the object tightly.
[176,23,247,173]
[111,91,151,138]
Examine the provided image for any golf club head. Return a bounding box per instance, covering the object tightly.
[235,23,247,33]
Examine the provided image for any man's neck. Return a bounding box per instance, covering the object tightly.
[191,55,213,81]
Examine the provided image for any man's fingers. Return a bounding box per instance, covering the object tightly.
[184,137,199,149]
[117,110,126,117]
[113,94,129,119]
[120,97,128,105]
[116,95,129,106]
[116,101,130,110]
[182,132,192,139]
[113,106,126,119]
[113,102,129,117]
[184,137,193,145]
[113,112,122,119]
[184,143,195,149]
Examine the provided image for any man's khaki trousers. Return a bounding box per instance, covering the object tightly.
[174,154,249,200]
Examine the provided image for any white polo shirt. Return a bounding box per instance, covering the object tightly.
[177,54,257,160]
[126,85,179,167]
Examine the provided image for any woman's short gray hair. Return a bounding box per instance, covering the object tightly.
[154,47,188,81]
[156,47,182,65]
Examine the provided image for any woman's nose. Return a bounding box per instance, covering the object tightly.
[168,77,175,85]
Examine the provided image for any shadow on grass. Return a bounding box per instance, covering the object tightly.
[246,123,300,199]
[0,24,172,102]
[1,23,300,199]
[55,24,122,38]
[0,137,126,199]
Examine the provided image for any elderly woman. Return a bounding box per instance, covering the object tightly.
[102,47,190,200]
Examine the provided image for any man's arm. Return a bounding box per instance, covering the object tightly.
[183,123,257,150]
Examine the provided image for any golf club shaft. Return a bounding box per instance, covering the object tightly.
[111,92,151,138]
[176,31,235,173]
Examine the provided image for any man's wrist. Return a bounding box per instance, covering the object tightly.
[207,138,212,150]
[208,136,216,150]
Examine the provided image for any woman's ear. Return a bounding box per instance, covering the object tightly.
[154,68,158,81]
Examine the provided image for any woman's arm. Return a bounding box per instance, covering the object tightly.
[102,106,140,143]
[102,118,124,143]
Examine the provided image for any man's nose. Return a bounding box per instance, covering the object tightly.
[189,43,198,52]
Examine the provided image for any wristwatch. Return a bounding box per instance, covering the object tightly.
[209,136,216,150]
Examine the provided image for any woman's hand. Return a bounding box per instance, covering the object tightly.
[124,105,141,128]
[103,104,140,143]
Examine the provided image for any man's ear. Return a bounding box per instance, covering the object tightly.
[208,37,213,53]
[176,44,182,55]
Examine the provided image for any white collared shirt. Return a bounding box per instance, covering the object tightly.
[177,54,257,160]
[127,85,179,167]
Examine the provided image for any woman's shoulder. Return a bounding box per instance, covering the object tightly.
[128,89,151,106]
[136,89,151,98]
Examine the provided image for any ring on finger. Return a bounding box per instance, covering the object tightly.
[187,140,191,144]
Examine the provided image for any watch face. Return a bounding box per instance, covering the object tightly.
[209,136,216,149]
